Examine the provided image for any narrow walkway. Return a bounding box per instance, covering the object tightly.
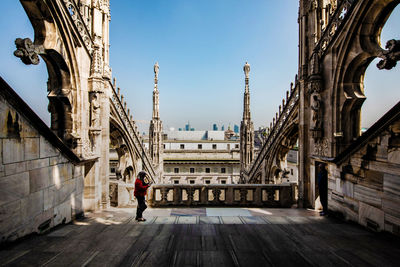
[1,207,399,266]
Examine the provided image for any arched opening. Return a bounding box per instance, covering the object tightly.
[362,6,400,130]
[336,2,400,148]
[109,119,138,207]
[267,122,298,184]
[42,49,73,143]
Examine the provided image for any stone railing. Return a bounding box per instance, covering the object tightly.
[109,79,156,181]
[245,82,299,183]
[148,184,296,208]
[315,0,356,57]
[62,0,93,54]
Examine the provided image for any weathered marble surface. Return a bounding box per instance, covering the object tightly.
[0,94,84,242]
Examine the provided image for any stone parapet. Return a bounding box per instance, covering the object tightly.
[0,78,84,243]
[148,183,296,208]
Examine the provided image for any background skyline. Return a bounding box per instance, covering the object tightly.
[0,1,399,135]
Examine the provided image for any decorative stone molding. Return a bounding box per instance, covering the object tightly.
[316,0,356,57]
[314,138,329,157]
[63,0,93,54]
[377,39,400,70]
[14,38,44,65]
[307,52,323,95]
[82,136,94,158]
[90,44,103,77]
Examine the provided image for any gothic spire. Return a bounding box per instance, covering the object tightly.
[152,62,160,119]
[243,62,251,121]
[240,62,254,180]
[149,62,163,183]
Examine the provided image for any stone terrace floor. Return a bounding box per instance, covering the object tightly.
[1,207,400,267]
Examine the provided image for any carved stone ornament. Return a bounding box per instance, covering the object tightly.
[90,45,103,77]
[14,38,43,65]
[310,92,323,140]
[377,39,400,70]
[63,0,93,53]
[243,62,250,78]
[90,92,101,128]
[307,52,323,94]
[314,138,329,157]
[82,137,94,158]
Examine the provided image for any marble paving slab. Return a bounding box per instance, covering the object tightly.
[206,208,252,217]
[144,208,172,217]
[153,216,178,224]
[263,216,292,224]
[240,216,269,224]
[177,216,198,224]
[171,208,206,216]
[199,216,221,224]
[220,216,244,224]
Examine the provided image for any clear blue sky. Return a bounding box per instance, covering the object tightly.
[0,1,399,134]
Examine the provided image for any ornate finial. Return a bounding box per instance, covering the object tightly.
[279,105,282,115]
[14,38,41,65]
[117,87,120,96]
[282,98,285,107]
[128,108,130,116]
[286,90,289,101]
[154,62,159,80]
[243,62,250,78]
[377,39,400,70]
[113,77,116,88]
[121,94,124,102]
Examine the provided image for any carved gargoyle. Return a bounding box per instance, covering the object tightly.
[377,39,400,70]
[14,38,43,65]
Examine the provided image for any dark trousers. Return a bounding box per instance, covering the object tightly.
[319,184,328,212]
[136,196,147,219]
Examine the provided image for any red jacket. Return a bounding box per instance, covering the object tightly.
[134,178,150,197]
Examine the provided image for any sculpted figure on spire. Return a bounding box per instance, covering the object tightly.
[243,62,250,78]
[154,62,159,81]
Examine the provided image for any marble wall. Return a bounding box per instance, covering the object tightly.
[326,122,400,235]
[0,92,84,242]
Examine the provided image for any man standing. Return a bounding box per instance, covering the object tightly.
[317,164,328,216]
[134,171,150,221]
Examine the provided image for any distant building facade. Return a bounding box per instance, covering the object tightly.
[161,130,240,184]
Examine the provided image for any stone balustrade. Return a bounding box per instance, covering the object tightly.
[148,183,297,208]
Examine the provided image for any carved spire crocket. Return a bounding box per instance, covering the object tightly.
[240,62,255,178]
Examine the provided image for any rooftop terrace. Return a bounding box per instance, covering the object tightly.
[1,207,399,266]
